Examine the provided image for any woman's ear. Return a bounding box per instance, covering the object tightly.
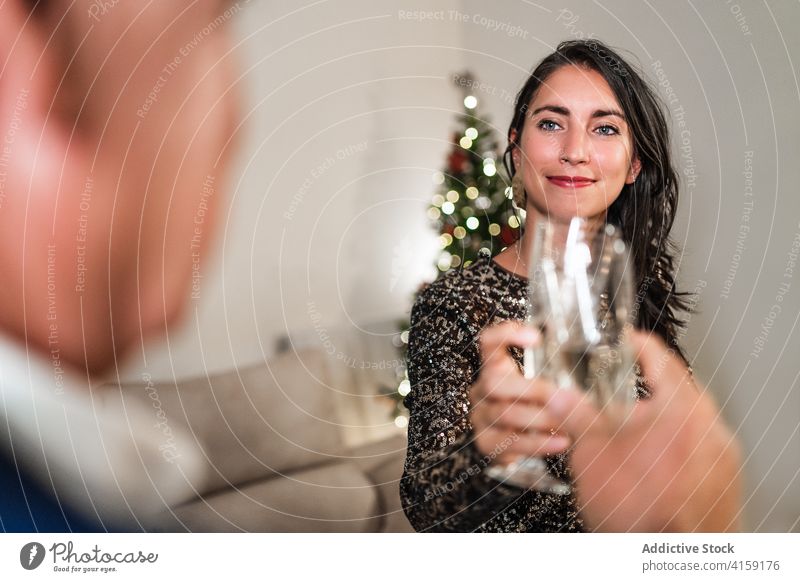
[626,156,642,184]
[509,129,521,167]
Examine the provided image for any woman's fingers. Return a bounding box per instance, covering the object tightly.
[471,321,562,460]
[477,372,557,401]
[471,378,568,459]
[478,321,539,372]
[475,426,571,464]
[478,400,559,433]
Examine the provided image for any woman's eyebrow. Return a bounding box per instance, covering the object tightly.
[530,104,626,121]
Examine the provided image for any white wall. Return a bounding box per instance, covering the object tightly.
[123,0,462,379]
[122,0,800,531]
[457,0,800,532]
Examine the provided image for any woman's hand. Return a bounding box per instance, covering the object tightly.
[470,321,572,465]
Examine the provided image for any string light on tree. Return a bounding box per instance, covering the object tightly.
[390,71,524,429]
[427,70,522,272]
[398,379,411,397]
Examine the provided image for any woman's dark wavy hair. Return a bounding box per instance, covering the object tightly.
[502,39,692,364]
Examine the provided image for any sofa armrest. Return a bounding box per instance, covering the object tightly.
[112,348,346,497]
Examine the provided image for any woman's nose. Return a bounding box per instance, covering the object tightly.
[559,128,590,165]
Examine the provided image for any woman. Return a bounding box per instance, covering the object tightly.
[400,40,693,532]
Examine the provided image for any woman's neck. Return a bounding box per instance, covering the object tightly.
[492,206,607,278]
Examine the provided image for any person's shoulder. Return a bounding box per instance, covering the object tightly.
[416,255,497,296]
[413,256,497,312]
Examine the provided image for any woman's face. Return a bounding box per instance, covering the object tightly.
[512,64,640,222]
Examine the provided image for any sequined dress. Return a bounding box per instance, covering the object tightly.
[399,255,586,532]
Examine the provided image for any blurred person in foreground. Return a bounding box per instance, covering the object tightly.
[0,0,240,531]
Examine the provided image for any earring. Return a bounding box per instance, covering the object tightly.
[511,171,526,208]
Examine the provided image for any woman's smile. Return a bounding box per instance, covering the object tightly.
[546,175,597,189]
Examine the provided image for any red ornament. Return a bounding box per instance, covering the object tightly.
[447,134,470,174]
[500,226,520,245]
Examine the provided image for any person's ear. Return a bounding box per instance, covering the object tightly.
[626,156,642,184]
[509,129,521,168]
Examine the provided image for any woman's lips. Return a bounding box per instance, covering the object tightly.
[547,176,596,189]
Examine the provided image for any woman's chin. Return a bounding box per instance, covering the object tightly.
[528,199,606,222]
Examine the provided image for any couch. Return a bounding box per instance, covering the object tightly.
[108,346,414,532]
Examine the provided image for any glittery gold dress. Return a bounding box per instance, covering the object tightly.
[399,256,585,532]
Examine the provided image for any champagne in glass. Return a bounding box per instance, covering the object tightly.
[487,215,636,493]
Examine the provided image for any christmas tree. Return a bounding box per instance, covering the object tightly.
[385,72,522,427]
[428,71,522,273]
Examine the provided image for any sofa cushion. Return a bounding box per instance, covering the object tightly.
[113,349,346,495]
[153,461,380,532]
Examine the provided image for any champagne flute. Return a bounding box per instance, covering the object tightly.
[486,215,637,493]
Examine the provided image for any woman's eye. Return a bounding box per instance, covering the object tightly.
[537,119,561,132]
[596,125,619,136]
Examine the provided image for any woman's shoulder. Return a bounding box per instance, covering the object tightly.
[415,256,487,299]
[413,255,525,316]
